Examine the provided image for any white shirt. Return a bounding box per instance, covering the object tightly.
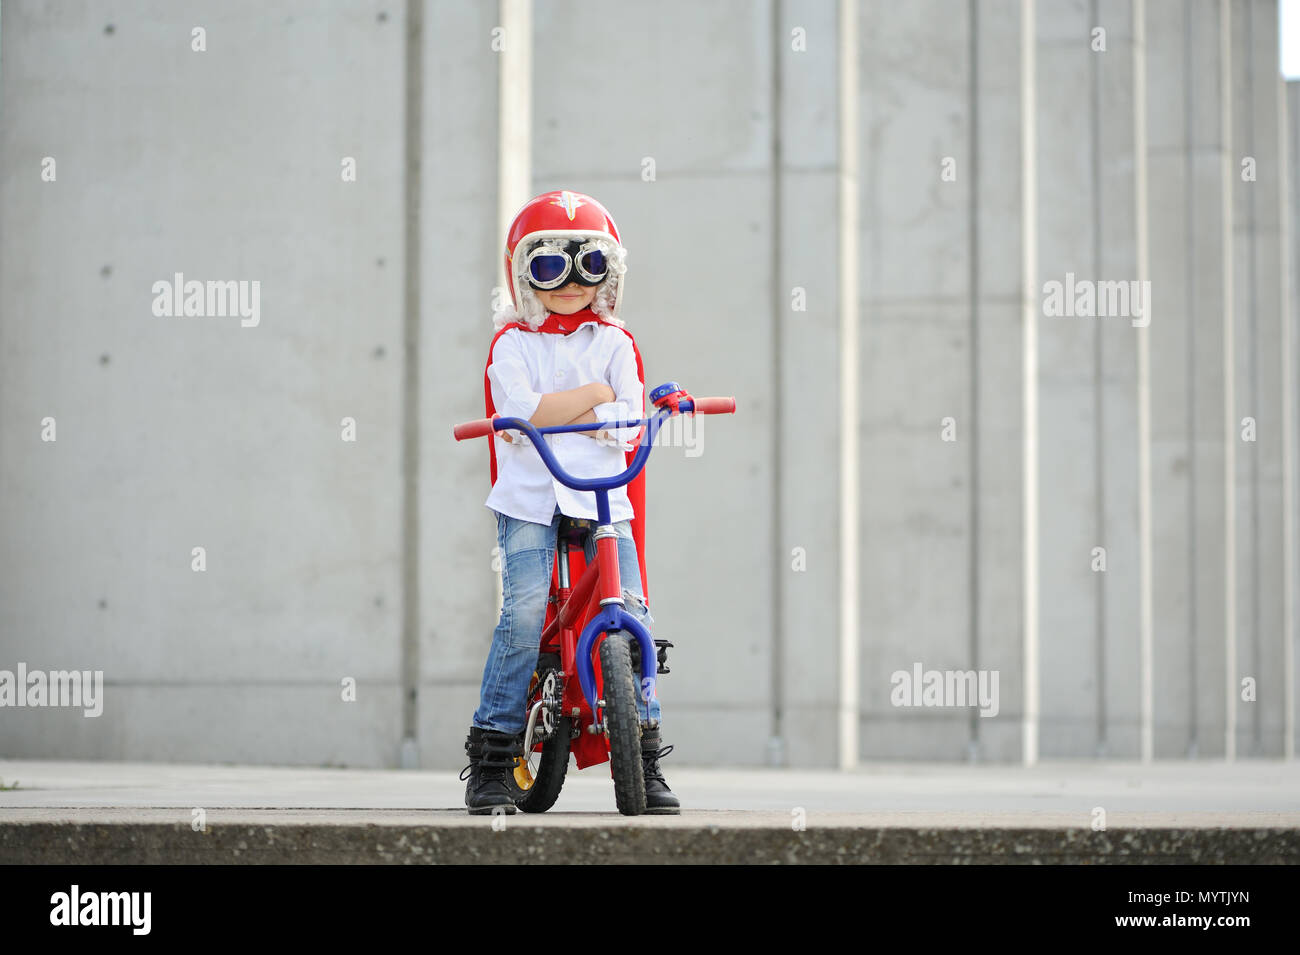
[484,321,645,525]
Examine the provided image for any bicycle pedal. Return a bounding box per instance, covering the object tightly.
[654,638,674,675]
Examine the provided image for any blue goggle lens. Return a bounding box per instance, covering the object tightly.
[529,253,570,285]
[577,248,605,277]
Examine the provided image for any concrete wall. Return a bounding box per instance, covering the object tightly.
[1145,0,1234,758]
[855,0,1029,762]
[1034,0,1146,758]
[970,0,1030,765]
[0,0,407,766]
[856,0,979,761]
[0,0,1294,769]
[1229,0,1288,757]
[419,0,503,770]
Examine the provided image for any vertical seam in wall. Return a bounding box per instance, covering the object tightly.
[1281,74,1297,760]
[1090,0,1106,755]
[967,0,981,759]
[400,0,425,753]
[1021,0,1040,767]
[768,0,785,762]
[1184,2,1199,756]
[1245,0,1260,754]
[838,0,861,770]
[1134,0,1154,763]
[1221,0,1237,762]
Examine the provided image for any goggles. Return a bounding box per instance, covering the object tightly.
[523,239,608,290]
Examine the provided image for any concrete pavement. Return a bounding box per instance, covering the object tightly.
[1,758,1297,863]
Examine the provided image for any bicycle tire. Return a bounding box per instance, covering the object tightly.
[599,633,646,816]
[507,654,571,813]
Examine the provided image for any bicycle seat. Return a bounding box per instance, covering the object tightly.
[557,515,597,546]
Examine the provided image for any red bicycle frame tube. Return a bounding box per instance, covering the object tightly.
[541,532,625,721]
[595,533,622,603]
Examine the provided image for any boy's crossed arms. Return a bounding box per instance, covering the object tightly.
[497,382,616,444]
[489,326,644,450]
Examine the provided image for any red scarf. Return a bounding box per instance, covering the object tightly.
[526,309,603,336]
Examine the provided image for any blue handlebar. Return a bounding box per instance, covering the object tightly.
[493,403,684,494]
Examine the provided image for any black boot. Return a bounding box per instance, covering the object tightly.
[463,727,519,815]
[639,722,680,814]
[459,726,485,808]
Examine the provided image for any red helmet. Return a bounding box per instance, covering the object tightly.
[500,190,626,328]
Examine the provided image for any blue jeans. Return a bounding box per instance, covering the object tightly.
[474,504,661,735]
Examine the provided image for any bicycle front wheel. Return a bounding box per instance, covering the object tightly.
[599,633,646,816]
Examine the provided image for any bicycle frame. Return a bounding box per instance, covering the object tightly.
[487,407,676,721]
[541,522,642,738]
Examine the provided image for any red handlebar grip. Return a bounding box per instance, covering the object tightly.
[453,417,497,441]
[691,397,736,415]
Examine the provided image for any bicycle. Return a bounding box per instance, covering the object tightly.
[453,382,735,814]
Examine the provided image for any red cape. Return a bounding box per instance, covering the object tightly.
[484,310,648,603]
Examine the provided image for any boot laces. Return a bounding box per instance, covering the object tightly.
[642,743,673,781]
[478,762,512,783]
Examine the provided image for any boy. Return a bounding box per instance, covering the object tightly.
[461,190,679,815]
